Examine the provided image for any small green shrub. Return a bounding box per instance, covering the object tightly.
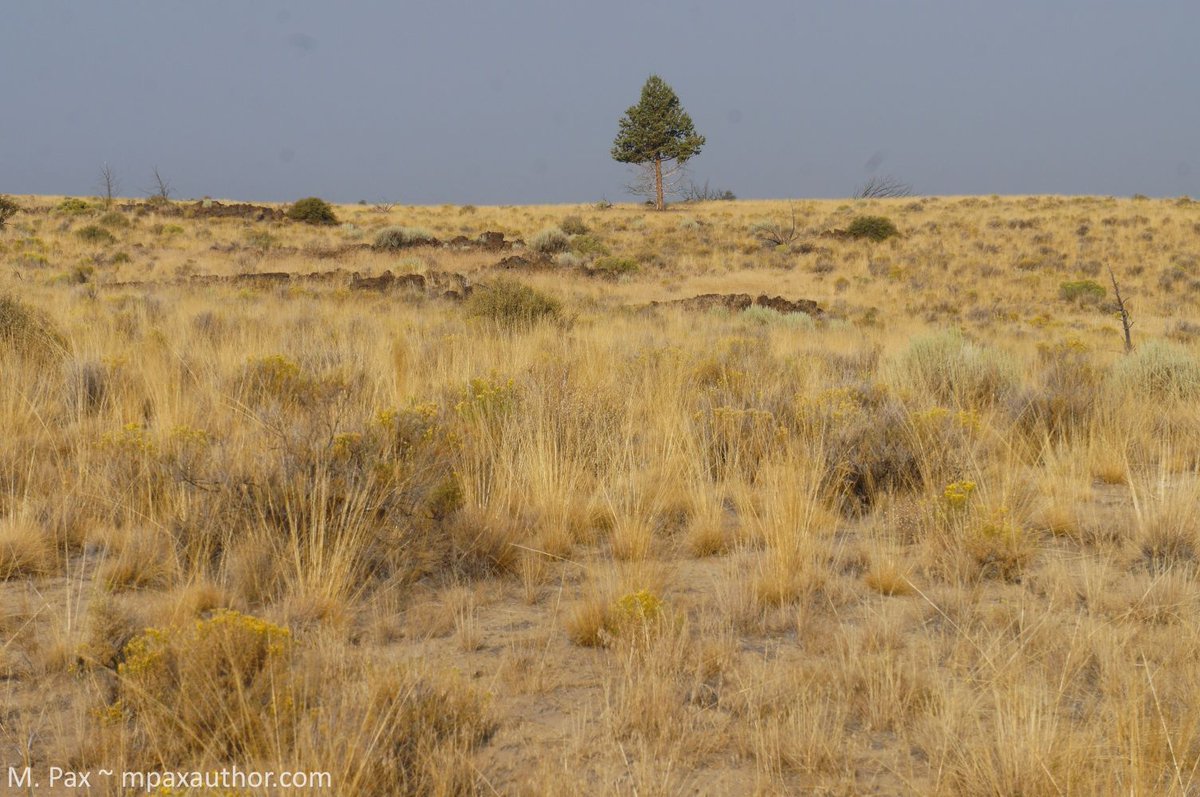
[76,225,116,244]
[529,227,570,255]
[1059,280,1106,306]
[286,196,338,225]
[846,215,900,242]
[560,215,588,235]
[590,256,639,277]
[55,197,93,215]
[465,278,562,329]
[374,226,436,249]
[0,294,66,360]
[0,195,18,227]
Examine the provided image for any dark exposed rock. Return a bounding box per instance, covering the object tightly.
[348,270,428,291]
[232,272,291,286]
[753,294,824,316]
[650,293,824,317]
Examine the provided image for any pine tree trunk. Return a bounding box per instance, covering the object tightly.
[654,156,664,211]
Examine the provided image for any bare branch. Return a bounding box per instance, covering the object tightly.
[751,203,800,246]
[98,163,120,209]
[853,174,914,200]
[1108,266,1135,353]
[680,179,736,202]
[148,166,173,204]
[624,161,689,205]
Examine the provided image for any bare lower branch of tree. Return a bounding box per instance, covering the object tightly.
[625,161,688,205]
[372,200,396,213]
[853,174,914,199]
[1109,266,1134,353]
[751,203,800,246]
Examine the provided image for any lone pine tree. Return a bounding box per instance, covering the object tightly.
[611,75,705,211]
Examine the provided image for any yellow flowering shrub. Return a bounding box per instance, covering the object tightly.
[943,480,976,509]
[114,610,294,761]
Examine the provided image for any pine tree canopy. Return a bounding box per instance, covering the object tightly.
[611,75,705,166]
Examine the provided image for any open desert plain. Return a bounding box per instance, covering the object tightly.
[1,192,1199,795]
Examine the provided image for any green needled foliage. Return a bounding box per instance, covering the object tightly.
[612,75,705,210]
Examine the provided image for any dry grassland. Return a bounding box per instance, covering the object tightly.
[2,192,1200,794]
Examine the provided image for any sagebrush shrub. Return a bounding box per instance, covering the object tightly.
[76,225,116,244]
[560,215,588,235]
[529,227,570,255]
[895,330,1018,408]
[374,226,436,249]
[465,279,562,329]
[97,210,130,229]
[1109,340,1200,400]
[286,196,337,225]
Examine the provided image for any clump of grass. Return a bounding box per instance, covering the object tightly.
[374,225,437,249]
[589,256,639,277]
[0,294,67,360]
[570,234,610,257]
[566,588,666,648]
[846,215,900,241]
[864,557,915,596]
[0,513,52,579]
[963,506,1035,582]
[286,196,338,225]
[465,278,562,329]
[529,227,570,255]
[306,662,497,794]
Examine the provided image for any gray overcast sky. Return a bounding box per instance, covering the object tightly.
[2,1,1197,204]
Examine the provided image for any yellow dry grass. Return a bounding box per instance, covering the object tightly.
[2,192,1200,794]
